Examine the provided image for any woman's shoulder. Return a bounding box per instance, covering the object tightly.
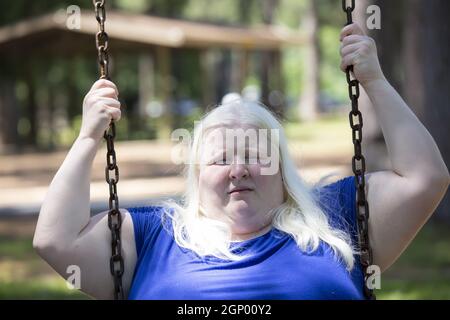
[312,175,357,233]
[125,205,174,256]
[312,175,354,194]
[126,205,174,229]
[126,205,167,216]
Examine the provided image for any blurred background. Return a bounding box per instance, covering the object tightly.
[0,0,449,299]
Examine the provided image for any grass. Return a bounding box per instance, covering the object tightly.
[0,235,91,299]
[0,278,89,300]
[376,223,450,300]
[283,114,354,161]
[284,114,351,142]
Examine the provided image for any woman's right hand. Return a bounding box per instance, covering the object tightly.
[79,79,121,142]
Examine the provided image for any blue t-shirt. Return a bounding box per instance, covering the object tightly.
[126,176,365,300]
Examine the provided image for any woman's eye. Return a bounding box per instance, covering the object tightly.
[213,157,229,165]
[211,154,261,165]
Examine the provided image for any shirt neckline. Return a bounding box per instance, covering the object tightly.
[229,227,274,246]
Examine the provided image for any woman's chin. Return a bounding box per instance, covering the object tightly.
[228,202,254,215]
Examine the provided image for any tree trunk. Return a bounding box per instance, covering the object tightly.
[403,0,425,120]
[260,0,284,117]
[368,0,450,222]
[0,79,20,153]
[200,49,215,108]
[298,0,320,122]
[155,46,174,140]
[138,52,155,132]
[25,67,38,147]
[418,0,450,223]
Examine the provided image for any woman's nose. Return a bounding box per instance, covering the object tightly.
[229,162,249,180]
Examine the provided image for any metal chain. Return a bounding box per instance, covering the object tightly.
[342,0,376,300]
[93,0,125,300]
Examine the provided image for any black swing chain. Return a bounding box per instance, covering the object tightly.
[342,0,376,300]
[93,0,125,300]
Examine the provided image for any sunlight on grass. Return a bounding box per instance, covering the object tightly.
[284,114,350,142]
[378,278,450,300]
[0,237,33,260]
[0,276,90,300]
[284,115,353,161]
[377,223,450,300]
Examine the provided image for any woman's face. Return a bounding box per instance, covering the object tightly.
[198,124,285,235]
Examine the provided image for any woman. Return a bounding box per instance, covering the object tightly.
[33,22,449,300]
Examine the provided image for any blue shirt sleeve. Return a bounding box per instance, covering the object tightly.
[126,206,166,258]
[312,176,359,246]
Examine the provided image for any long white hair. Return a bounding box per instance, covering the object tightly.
[159,98,357,271]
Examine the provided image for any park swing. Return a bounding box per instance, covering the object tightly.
[92,0,375,300]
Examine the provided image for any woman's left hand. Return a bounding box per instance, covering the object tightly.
[340,22,385,87]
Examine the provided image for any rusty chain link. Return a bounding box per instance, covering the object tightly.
[342,0,376,300]
[93,0,124,300]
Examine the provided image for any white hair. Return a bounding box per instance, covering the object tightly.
[159,99,358,271]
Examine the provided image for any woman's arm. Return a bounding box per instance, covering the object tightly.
[33,79,120,250]
[32,80,137,299]
[340,23,449,272]
[33,136,100,250]
[364,78,449,182]
[340,23,449,182]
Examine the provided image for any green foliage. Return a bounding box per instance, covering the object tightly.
[183,0,256,25]
[0,1,87,26]
[114,0,152,12]
[378,278,450,300]
[316,0,345,26]
[377,223,450,299]
[115,0,189,17]
[173,49,202,100]
[0,279,90,300]
[319,26,347,102]
[277,0,308,28]
[0,237,33,260]
[282,47,305,101]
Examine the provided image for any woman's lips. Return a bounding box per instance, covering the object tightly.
[229,189,253,195]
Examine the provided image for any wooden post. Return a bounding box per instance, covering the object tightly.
[138,52,155,131]
[200,49,215,109]
[298,0,319,122]
[230,49,245,93]
[156,46,173,140]
[0,79,20,153]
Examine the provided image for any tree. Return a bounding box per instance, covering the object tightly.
[260,0,284,118]
[361,0,450,223]
[410,0,450,223]
[298,0,320,121]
